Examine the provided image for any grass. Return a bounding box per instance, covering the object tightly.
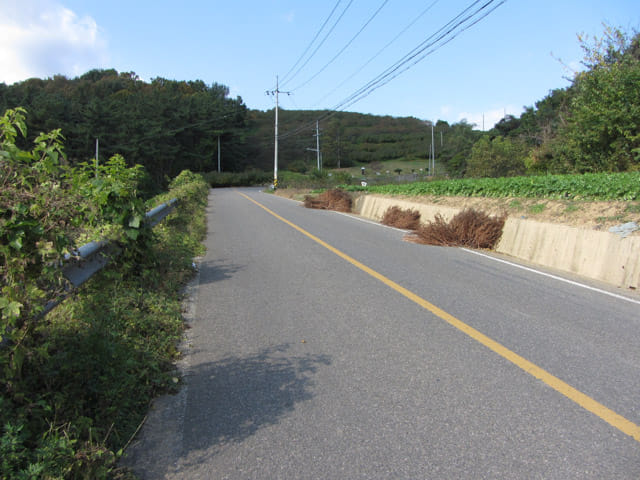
[528,203,547,214]
[564,203,581,214]
[596,214,627,223]
[333,158,439,178]
[509,200,523,210]
[625,203,640,214]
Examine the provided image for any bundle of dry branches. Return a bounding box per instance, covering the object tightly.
[303,189,352,212]
[408,208,506,249]
[381,206,421,230]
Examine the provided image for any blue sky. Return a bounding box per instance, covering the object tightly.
[1,0,638,129]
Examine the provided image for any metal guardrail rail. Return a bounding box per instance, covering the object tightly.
[38,198,179,317]
[62,198,178,288]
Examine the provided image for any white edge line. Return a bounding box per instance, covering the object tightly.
[265,190,640,306]
[461,248,640,306]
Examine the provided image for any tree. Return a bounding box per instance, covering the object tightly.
[466,135,527,178]
[559,28,640,172]
[436,120,480,177]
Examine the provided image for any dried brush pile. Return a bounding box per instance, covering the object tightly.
[409,208,506,249]
[304,188,352,212]
[381,206,421,230]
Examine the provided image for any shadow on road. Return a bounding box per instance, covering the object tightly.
[124,344,330,478]
[197,258,245,285]
[184,344,330,450]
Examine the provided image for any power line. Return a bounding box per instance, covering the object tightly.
[279,0,355,89]
[289,0,390,93]
[332,0,506,112]
[279,0,343,87]
[278,0,506,141]
[313,0,441,107]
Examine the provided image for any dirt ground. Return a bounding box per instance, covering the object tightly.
[275,189,640,233]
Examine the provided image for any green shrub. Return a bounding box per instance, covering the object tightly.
[204,170,271,187]
[1,107,209,479]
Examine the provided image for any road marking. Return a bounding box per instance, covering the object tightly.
[462,248,640,306]
[273,190,640,305]
[239,191,640,443]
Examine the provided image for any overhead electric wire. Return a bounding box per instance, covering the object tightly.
[337,0,507,112]
[278,0,343,87]
[333,0,495,112]
[313,0,440,107]
[279,0,355,89]
[289,0,390,93]
[277,0,506,141]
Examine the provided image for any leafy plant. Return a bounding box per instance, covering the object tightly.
[345,171,640,201]
[1,107,209,479]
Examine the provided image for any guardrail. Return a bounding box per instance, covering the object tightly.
[40,198,179,317]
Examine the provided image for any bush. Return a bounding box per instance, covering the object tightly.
[204,170,271,187]
[1,107,209,479]
[409,209,506,249]
[381,206,421,230]
[303,189,352,212]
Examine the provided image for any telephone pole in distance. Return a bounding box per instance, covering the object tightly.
[266,76,291,189]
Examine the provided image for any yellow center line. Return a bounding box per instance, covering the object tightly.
[238,191,640,443]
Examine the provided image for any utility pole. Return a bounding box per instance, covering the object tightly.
[266,76,290,188]
[95,138,99,178]
[306,119,322,171]
[217,135,221,173]
[428,121,435,176]
[431,121,435,176]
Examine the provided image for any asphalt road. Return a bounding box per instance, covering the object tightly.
[125,187,640,479]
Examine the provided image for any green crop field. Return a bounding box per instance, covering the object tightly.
[342,172,640,201]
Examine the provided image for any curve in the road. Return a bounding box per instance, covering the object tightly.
[239,191,640,443]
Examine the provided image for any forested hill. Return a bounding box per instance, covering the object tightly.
[0,69,251,189]
[1,27,638,188]
[246,109,437,172]
[0,69,443,186]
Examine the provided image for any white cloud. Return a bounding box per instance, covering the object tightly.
[0,0,109,84]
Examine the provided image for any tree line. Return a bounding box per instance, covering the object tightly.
[0,69,250,191]
[1,26,638,185]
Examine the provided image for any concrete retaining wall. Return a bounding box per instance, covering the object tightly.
[353,195,640,290]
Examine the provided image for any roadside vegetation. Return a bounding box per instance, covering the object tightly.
[1,108,208,479]
[0,23,638,479]
[343,171,640,201]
